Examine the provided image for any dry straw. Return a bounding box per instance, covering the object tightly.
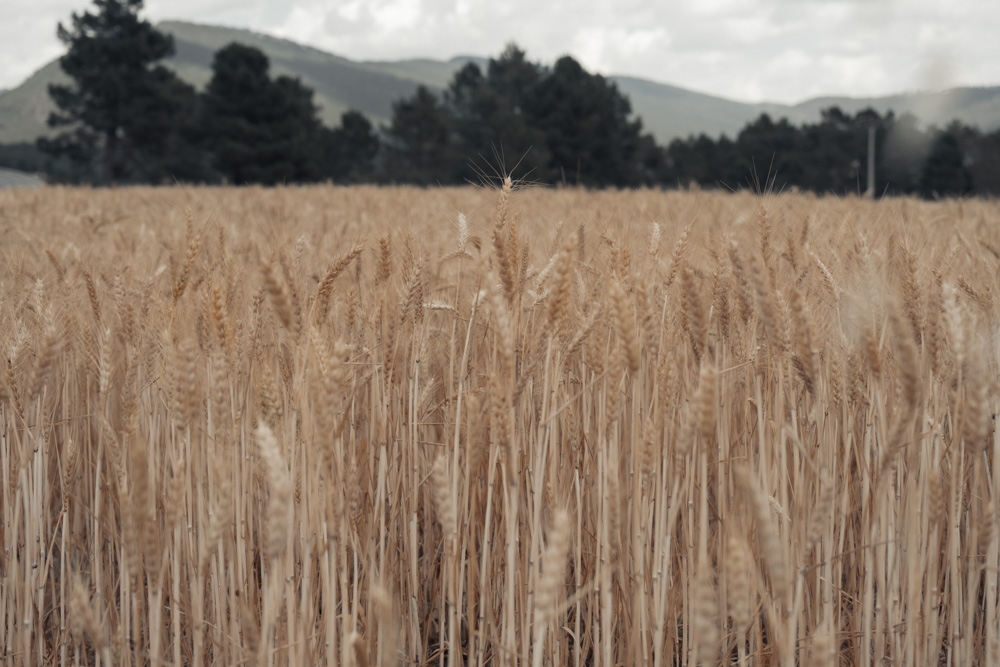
[2,186,999,666]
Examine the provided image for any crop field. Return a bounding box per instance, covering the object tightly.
[0,184,998,666]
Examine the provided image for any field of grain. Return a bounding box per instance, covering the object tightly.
[0,184,998,666]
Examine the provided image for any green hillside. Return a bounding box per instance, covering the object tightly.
[2,20,998,146]
[0,21,477,144]
[612,75,772,142]
[0,60,66,145]
[780,87,1000,132]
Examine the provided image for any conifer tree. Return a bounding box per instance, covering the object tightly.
[202,43,323,185]
[39,0,197,183]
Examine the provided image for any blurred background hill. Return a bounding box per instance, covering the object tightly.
[2,20,998,146]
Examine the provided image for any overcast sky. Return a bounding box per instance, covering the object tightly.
[2,0,997,103]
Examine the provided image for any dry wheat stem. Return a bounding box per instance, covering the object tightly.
[1,186,998,666]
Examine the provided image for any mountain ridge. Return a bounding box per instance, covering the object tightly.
[1,20,998,145]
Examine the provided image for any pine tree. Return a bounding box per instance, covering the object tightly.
[446,49,551,181]
[382,86,459,185]
[202,43,323,185]
[39,0,196,183]
[321,111,380,183]
[525,55,647,187]
[920,123,974,198]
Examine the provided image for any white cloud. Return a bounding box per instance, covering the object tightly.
[569,26,671,76]
[1,0,997,104]
[337,1,363,22]
[372,0,421,31]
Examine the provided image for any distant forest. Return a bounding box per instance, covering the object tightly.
[3,0,998,198]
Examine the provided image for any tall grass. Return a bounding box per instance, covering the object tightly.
[0,184,998,665]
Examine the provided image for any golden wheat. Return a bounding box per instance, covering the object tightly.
[0,185,998,666]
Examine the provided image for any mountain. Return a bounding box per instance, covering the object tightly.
[0,59,66,145]
[612,79,1000,143]
[771,88,1000,134]
[2,20,999,146]
[0,21,482,145]
[612,75,775,141]
[0,167,43,189]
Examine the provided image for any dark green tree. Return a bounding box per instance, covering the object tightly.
[635,132,670,185]
[321,110,380,183]
[920,122,974,198]
[666,134,723,187]
[39,0,197,183]
[487,45,542,115]
[445,62,493,160]
[202,43,323,185]
[383,45,653,187]
[660,106,994,199]
[968,129,1000,196]
[528,56,646,186]
[797,108,857,193]
[381,85,460,184]
[445,50,550,181]
[732,114,806,191]
[124,68,211,183]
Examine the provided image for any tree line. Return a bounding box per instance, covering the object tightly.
[3,0,999,197]
[665,109,1000,198]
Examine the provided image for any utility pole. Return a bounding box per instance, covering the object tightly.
[866,123,876,199]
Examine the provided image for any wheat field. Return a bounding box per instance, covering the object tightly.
[0,183,998,666]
